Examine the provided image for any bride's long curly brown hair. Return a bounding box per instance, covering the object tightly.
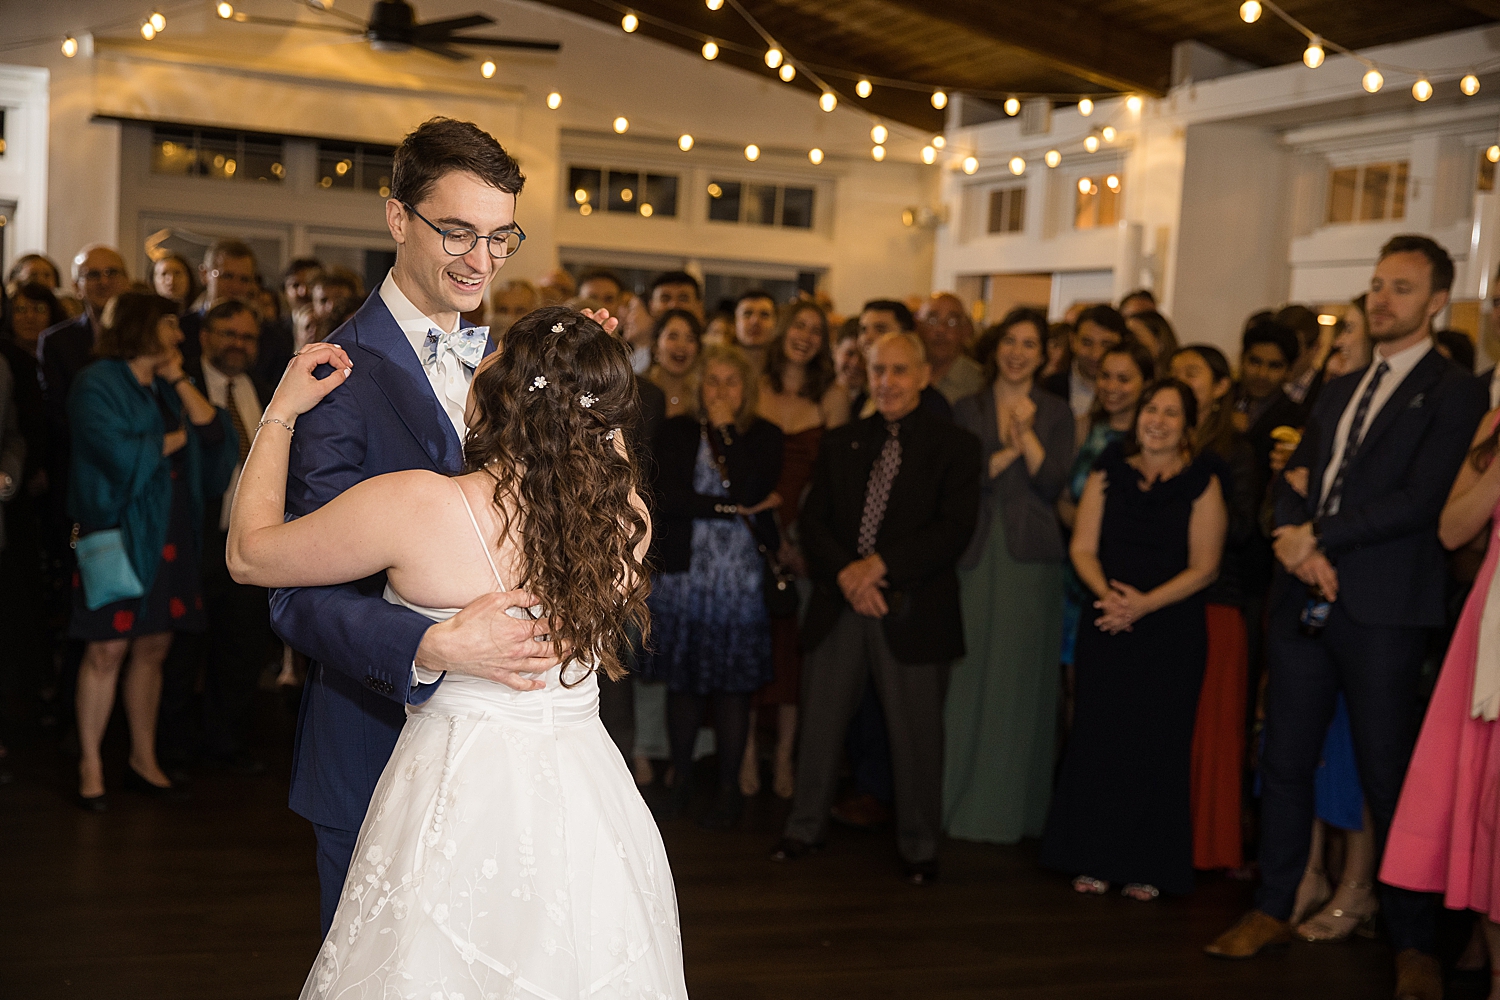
[463,306,650,683]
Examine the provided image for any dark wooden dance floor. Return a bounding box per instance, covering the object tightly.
[0,692,1441,999]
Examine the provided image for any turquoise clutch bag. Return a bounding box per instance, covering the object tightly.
[74,528,145,611]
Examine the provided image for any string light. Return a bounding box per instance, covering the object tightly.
[149,11,165,31]
[764,48,782,69]
[1045,149,1061,168]
[745,143,760,161]
[1101,125,1117,142]
[1362,68,1384,93]
[1126,95,1143,114]
[1489,145,1500,163]
[819,92,837,112]
[480,60,495,78]
[701,40,718,60]
[1078,177,1092,194]
[547,91,562,109]
[871,124,888,144]
[1239,0,1261,22]
[613,116,629,133]
[140,20,157,40]
[61,35,78,57]
[1084,135,1100,153]
[779,64,796,82]
[640,204,654,217]
[1412,77,1433,101]
[921,145,937,164]
[808,148,824,165]
[1004,97,1020,116]
[678,134,694,151]
[931,90,949,110]
[856,79,872,98]
[1078,98,1094,116]
[1105,174,1121,191]
[706,0,723,8]
[1303,37,1325,69]
[932,136,946,149]
[1008,156,1026,175]
[216,3,233,18]
[1462,73,1481,96]
[872,144,886,161]
[621,12,638,32]
[962,156,978,175]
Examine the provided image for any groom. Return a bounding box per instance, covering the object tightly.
[270,118,560,935]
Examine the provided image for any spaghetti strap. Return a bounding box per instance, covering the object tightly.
[453,480,505,589]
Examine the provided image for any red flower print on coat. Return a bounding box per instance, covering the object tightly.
[162,543,177,563]
[168,597,186,619]
[112,610,135,633]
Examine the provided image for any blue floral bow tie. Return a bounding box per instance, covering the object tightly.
[424,326,488,370]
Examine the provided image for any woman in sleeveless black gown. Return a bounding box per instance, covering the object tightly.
[1041,379,1227,898]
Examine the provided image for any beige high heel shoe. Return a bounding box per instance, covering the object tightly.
[1297,880,1379,943]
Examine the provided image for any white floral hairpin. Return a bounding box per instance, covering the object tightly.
[551,322,565,333]
[605,430,616,441]
[529,376,549,392]
[579,393,598,409]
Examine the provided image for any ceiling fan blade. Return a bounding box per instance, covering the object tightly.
[448,36,562,52]
[411,14,494,38]
[304,1,367,27]
[411,40,469,60]
[232,13,362,34]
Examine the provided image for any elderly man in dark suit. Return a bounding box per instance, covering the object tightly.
[772,331,981,884]
[178,238,295,388]
[1206,236,1488,1000]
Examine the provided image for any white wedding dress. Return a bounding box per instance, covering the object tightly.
[299,492,687,1000]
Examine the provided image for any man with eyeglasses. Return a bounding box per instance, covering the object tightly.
[917,292,984,405]
[179,239,295,391]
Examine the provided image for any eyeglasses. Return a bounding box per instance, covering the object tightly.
[81,268,123,282]
[921,315,964,329]
[402,202,526,260]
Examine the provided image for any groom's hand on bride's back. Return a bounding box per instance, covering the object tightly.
[414,589,565,691]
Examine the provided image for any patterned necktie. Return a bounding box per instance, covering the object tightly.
[424,326,489,370]
[857,421,902,557]
[1321,358,1390,517]
[225,378,251,465]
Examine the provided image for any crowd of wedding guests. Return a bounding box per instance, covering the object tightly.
[4,228,1500,999]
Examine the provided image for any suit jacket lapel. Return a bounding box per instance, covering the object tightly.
[348,295,465,474]
[1355,350,1444,459]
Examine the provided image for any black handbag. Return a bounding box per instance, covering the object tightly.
[703,423,800,620]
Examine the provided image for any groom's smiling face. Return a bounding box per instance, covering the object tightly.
[387,169,518,324]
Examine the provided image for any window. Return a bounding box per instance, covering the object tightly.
[316,141,395,196]
[1325,161,1408,224]
[150,125,285,183]
[1480,151,1496,193]
[566,165,678,218]
[1074,174,1122,230]
[987,187,1025,234]
[0,109,7,156]
[706,180,815,228]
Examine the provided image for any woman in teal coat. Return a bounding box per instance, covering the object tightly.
[68,291,235,809]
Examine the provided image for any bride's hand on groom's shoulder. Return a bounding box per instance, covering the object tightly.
[415,589,567,691]
[267,343,354,423]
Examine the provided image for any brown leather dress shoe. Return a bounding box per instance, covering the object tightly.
[1204,910,1293,959]
[1394,949,1443,1000]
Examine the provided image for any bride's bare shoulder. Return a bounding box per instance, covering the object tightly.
[361,468,458,504]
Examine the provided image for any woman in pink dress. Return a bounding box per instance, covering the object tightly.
[1382,404,1500,993]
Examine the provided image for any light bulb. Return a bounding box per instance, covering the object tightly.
[678,134,694,151]
[1102,125,1117,142]
[808,148,824,165]
[1078,177,1092,195]
[962,156,978,175]
[871,124,888,144]
[701,40,718,60]
[1239,0,1261,22]
[745,144,760,161]
[1462,73,1481,96]
[547,91,562,110]
[921,145,937,164]
[856,79,872,99]
[149,11,165,31]
[1488,145,1500,164]
[140,21,156,40]
[1126,95,1143,114]
[480,60,495,78]
[1078,98,1094,116]
[1004,97,1020,116]
[931,90,948,110]
[932,135,946,149]
[1084,135,1100,153]
[1045,149,1061,168]
[765,48,782,69]
[706,0,723,8]
[872,145,886,161]
[640,204,654,217]
[613,116,629,133]
[779,64,796,82]
[1362,68,1384,93]
[574,188,588,204]
[216,3,233,18]
[621,12,638,32]
[1009,156,1026,175]
[819,92,837,112]
[1413,77,1433,102]
[1105,174,1120,191]
[579,204,593,216]
[1304,38,1325,69]
[61,35,78,57]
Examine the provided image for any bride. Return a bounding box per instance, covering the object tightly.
[228,306,687,999]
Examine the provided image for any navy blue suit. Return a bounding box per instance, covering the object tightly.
[268,290,493,933]
[1256,348,1486,951]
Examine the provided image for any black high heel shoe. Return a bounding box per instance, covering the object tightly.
[76,791,109,813]
[123,766,188,800]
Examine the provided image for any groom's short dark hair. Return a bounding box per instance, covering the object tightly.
[391,117,526,208]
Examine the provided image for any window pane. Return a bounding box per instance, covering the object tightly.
[359,146,395,196]
[568,167,602,213]
[746,183,777,226]
[152,127,197,176]
[988,190,1006,233]
[242,138,285,184]
[1098,185,1119,227]
[707,180,741,222]
[782,186,815,228]
[1361,163,1392,221]
[643,173,678,218]
[1390,161,1409,219]
[1074,179,1100,230]
[1480,155,1495,193]
[607,170,639,213]
[199,133,240,181]
[1327,168,1357,223]
[318,143,357,190]
[1008,188,1026,232]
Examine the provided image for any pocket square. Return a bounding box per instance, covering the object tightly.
[1408,393,1425,409]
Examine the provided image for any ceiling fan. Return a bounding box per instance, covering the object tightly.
[228,0,562,61]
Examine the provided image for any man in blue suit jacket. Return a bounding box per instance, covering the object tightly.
[1206,236,1488,1000]
[267,118,563,935]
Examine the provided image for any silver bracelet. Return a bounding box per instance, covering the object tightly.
[258,417,295,437]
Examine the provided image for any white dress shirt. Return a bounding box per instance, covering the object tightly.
[379,270,471,443]
[1319,337,1432,509]
[199,357,262,531]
